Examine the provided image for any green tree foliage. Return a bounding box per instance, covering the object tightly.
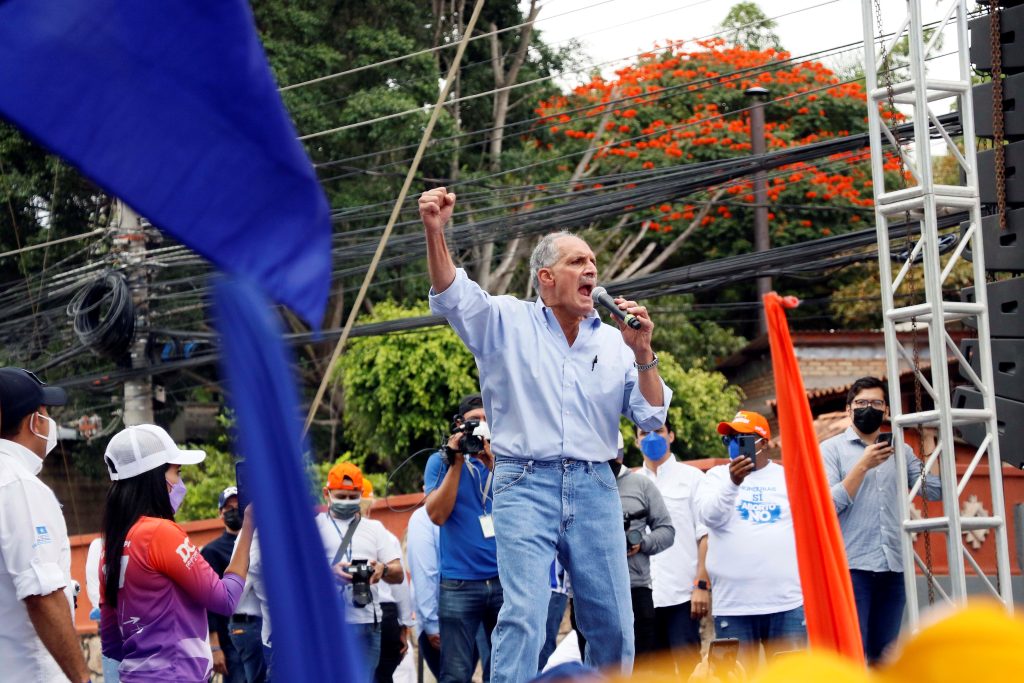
[335,301,479,486]
[717,2,782,52]
[176,441,236,523]
[656,351,744,459]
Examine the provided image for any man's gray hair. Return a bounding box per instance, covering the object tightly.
[529,230,575,291]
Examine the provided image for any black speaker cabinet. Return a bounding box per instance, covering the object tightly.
[960,337,1024,401]
[962,276,1024,336]
[961,211,1024,273]
[952,386,1024,468]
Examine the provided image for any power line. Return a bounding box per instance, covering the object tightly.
[314,36,870,180]
[297,0,841,139]
[278,0,625,91]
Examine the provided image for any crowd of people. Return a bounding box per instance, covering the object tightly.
[0,185,945,683]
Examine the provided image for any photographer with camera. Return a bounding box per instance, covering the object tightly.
[423,394,502,683]
[694,411,805,664]
[315,462,403,683]
[820,377,941,664]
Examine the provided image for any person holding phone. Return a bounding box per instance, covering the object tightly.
[820,377,941,665]
[694,411,806,664]
[98,424,256,683]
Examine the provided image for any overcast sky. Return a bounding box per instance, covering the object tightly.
[531,0,964,101]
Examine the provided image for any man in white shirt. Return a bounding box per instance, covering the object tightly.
[316,462,403,683]
[636,419,709,673]
[694,411,805,664]
[0,367,92,683]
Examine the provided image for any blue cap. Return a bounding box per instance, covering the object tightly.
[0,368,67,433]
[218,486,238,509]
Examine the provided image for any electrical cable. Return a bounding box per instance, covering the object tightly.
[277,0,629,91]
[66,272,136,360]
[296,0,841,139]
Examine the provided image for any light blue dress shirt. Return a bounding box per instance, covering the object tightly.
[821,427,942,572]
[406,506,441,636]
[429,269,672,462]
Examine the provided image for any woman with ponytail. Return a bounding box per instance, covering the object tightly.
[99,424,254,682]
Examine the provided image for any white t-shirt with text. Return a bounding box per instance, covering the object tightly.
[694,461,802,616]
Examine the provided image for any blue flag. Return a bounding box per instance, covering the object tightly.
[0,0,330,325]
[0,2,361,681]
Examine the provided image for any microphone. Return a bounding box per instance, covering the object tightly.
[591,286,642,329]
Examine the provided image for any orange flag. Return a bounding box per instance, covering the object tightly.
[763,292,864,663]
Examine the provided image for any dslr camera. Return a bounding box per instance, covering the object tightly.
[623,510,645,548]
[348,559,374,608]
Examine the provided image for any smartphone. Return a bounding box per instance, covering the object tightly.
[709,638,740,676]
[729,434,758,460]
[234,459,251,511]
[876,433,894,447]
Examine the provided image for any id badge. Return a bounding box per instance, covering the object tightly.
[479,514,495,539]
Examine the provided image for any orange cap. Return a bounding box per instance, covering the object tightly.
[327,462,363,491]
[717,410,771,440]
[361,478,374,498]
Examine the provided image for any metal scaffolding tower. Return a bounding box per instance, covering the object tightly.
[860,0,1014,628]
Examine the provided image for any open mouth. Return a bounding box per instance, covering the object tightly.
[578,284,594,298]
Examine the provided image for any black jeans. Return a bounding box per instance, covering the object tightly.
[630,586,657,658]
[418,630,441,680]
[375,602,404,683]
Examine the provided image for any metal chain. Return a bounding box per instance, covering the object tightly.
[987,0,1004,596]
[991,0,1007,232]
[873,0,936,605]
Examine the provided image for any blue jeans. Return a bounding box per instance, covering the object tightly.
[353,622,382,683]
[849,569,906,664]
[714,606,806,664]
[229,616,266,683]
[491,458,634,683]
[223,633,246,683]
[438,577,502,683]
[102,655,121,683]
[539,591,569,671]
[653,602,703,674]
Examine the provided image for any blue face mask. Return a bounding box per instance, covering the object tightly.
[640,432,668,459]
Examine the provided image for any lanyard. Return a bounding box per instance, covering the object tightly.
[464,459,494,510]
[328,514,358,564]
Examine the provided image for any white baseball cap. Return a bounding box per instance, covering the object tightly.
[104,424,206,481]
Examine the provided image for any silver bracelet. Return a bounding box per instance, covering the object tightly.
[634,354,659,372]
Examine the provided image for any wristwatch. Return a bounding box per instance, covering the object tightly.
[634,354,659,372]
[693,579,711,591]
[381,563,389,580]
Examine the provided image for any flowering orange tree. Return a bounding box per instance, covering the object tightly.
[527,38,901,273]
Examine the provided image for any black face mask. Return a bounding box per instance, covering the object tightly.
[223,507,243,532]
[609,460,623,477]
[852,406,885,434]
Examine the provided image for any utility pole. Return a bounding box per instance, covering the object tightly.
[747,86,771,335]
[114,200,153,426]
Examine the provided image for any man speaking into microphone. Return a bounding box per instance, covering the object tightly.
[419,187,672,683]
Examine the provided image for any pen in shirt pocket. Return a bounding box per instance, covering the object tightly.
[592,355,598,371]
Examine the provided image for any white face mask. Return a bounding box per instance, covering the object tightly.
[31,413,58,456]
